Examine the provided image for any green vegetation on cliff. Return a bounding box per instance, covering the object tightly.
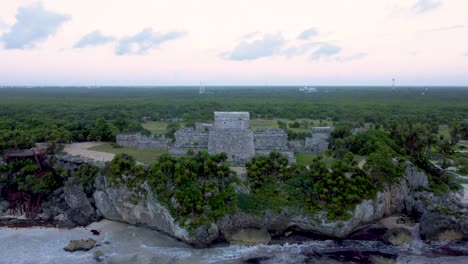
[103,151,236,227]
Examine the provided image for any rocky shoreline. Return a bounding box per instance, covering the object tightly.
[1,155,467,249]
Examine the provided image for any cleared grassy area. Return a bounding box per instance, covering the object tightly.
[295,153,316,166]
[438,124,450,140]
[141,121,169,135]
[295,153,336,167]
[89,143,167,164]
[250,118,333,133]
[250,119,279,129]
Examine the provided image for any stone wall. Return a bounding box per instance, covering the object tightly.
[116,133,170,151]
[208,130,255,162]
[213,112,250,130]
[304,127,331,154]
[168,112,298,163]
[173,128,209,148]
[195,122,213,131]
[254,129,288,151]
[168,146,208,157]
[288,140,304,152]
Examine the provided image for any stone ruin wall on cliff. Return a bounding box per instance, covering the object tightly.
[169,112,296,163]
[116,133,170,151]
[304,127,331,154]
[168,128,209,156]
[208,112,255,162]
[117,118,331,162]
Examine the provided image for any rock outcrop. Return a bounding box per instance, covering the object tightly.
[40,156,468,247]
[420,211,468,241]
[64,238,96,252]
[93,175,218,247]
[230,228,271,245]
[84,161,429,245]
[383,228,414,245]
[63,180,96,226]
[404,161,429,189]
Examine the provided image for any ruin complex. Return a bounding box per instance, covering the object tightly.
[116,112,332,163]
[169,112,296,163]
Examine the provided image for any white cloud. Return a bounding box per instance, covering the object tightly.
[0,18,7,30]
[413,0,441,13]
[310,43,341,61]
[297,28,318,40]
[224,33,285,60]
[115,28,186,55]
[0,3,70,49]
[74,30,115,48]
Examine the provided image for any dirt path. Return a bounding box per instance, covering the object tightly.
[358,159,367,169]
[63,142,114,162]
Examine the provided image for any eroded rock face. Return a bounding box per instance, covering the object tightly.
[91,162,427,245]
[420,211,468,241]
[219,163,427,241]
[383,228,413,245]
[405,161,429,189]
[63,180,96,226]
[93,175,218,247]
[230,228,271,245]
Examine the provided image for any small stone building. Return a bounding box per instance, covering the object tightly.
[304,127,331,154]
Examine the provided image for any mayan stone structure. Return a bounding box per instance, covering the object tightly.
[208,112,255,162]
[167,128,210,156]
[116,133,170,150]
[304,127,331,154]
[169,112,296,163]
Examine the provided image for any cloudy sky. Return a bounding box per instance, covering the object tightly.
[0,0,467,86]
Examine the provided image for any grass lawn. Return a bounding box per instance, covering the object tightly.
[250,119,279,129]
[141,121,169,135]
[250,118,333,133]
[295,152,336,167]
[89,143,167,164]
[438,124,450,140]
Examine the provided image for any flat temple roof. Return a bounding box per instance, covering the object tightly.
[214,111,250,119]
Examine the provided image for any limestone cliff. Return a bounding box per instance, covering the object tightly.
[44,156,468,246]
[89,162,428,245]
[217,177,410,241]
[92,175,218,247]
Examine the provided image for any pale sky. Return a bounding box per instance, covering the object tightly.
[0,0,467,86]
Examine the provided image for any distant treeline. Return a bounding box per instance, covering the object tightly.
[0,87,467,150]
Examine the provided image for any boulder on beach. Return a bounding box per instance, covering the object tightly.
[64,238,97,252]
[230,228,271,245]
[420,211,468,242]
[93,250,104,262]
[383,228,413,245]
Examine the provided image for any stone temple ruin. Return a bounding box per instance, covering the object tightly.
[116,111,332,164]
[168,112,296,163]
[304,127,332,154]
[116,133,170,150]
